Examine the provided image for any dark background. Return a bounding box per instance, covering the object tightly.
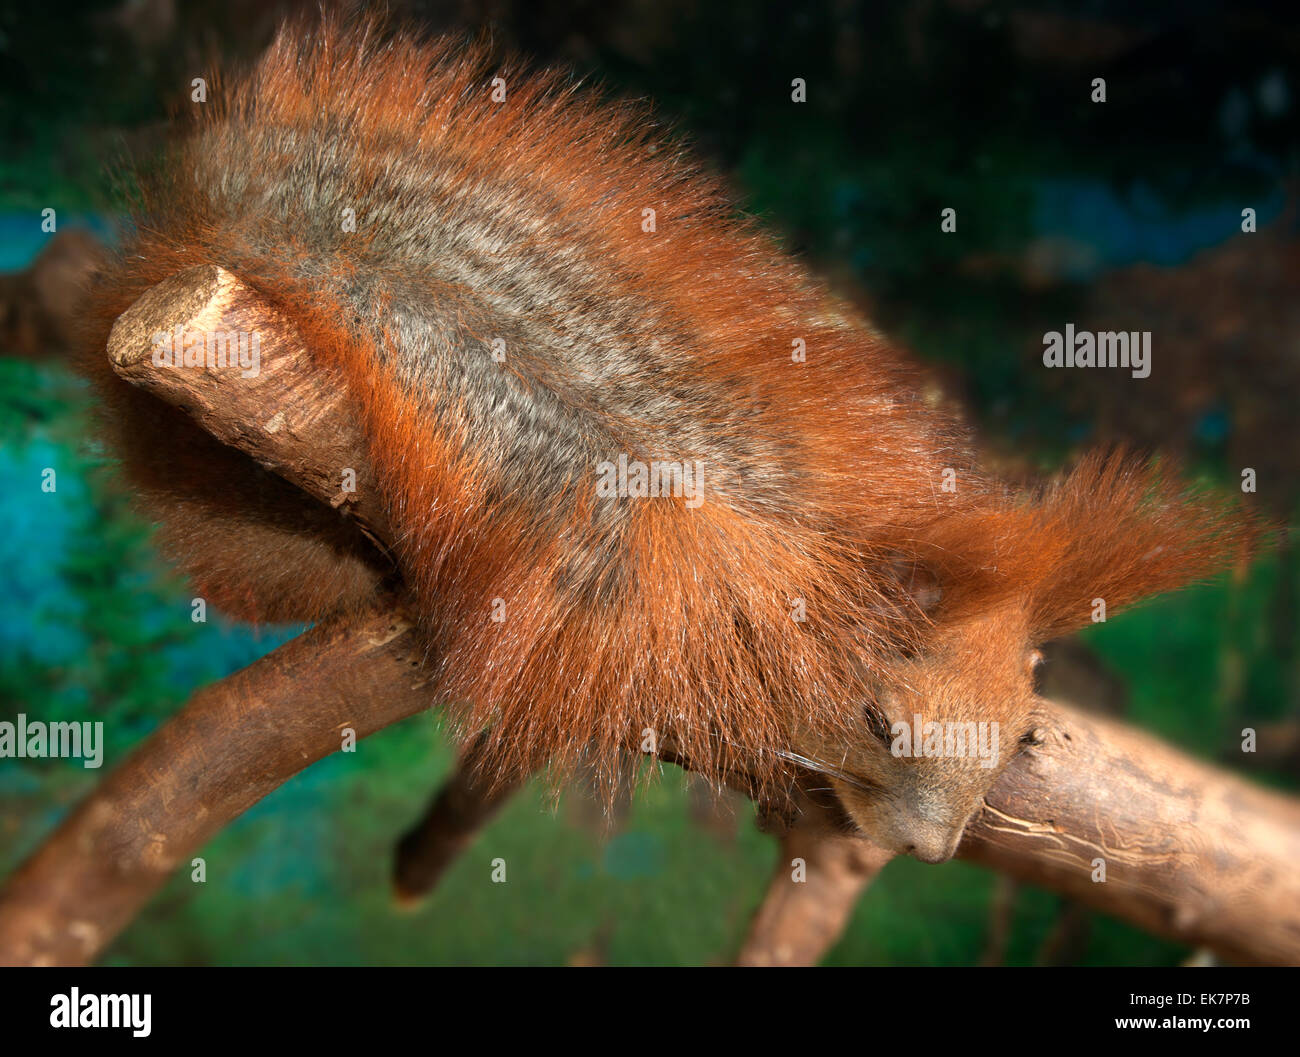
[0,0,1297,964]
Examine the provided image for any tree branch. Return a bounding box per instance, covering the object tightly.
[106,263,393,553]
[736,786,894,966]
[391,731,525,906]
[0,598,430,966]
[961,702,1300,966]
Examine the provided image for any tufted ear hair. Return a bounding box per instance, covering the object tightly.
[884,449,1268,644]
[1015,450,1265,641]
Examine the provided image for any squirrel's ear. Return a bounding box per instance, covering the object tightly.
[880,556,944,616]
[1023,451,1265,641]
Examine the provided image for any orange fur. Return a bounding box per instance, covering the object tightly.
[81,12,1262,808]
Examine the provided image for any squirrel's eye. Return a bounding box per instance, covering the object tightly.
[862,703,892,746]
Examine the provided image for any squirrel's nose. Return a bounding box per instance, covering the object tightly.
[898,822,963,863]
[905,839,958,864]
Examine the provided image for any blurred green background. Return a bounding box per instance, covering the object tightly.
[1,0,1297,965]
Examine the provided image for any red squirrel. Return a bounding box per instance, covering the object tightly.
[81,13,1258,863]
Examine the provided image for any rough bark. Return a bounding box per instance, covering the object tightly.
[737,786,894,966]
[960,702,1300,967]
[0,599,429,966]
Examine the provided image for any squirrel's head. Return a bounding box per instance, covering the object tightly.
[797,453,1259,863]
[825,605,1042,862]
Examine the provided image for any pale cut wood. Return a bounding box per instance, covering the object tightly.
[107,263,393,554]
